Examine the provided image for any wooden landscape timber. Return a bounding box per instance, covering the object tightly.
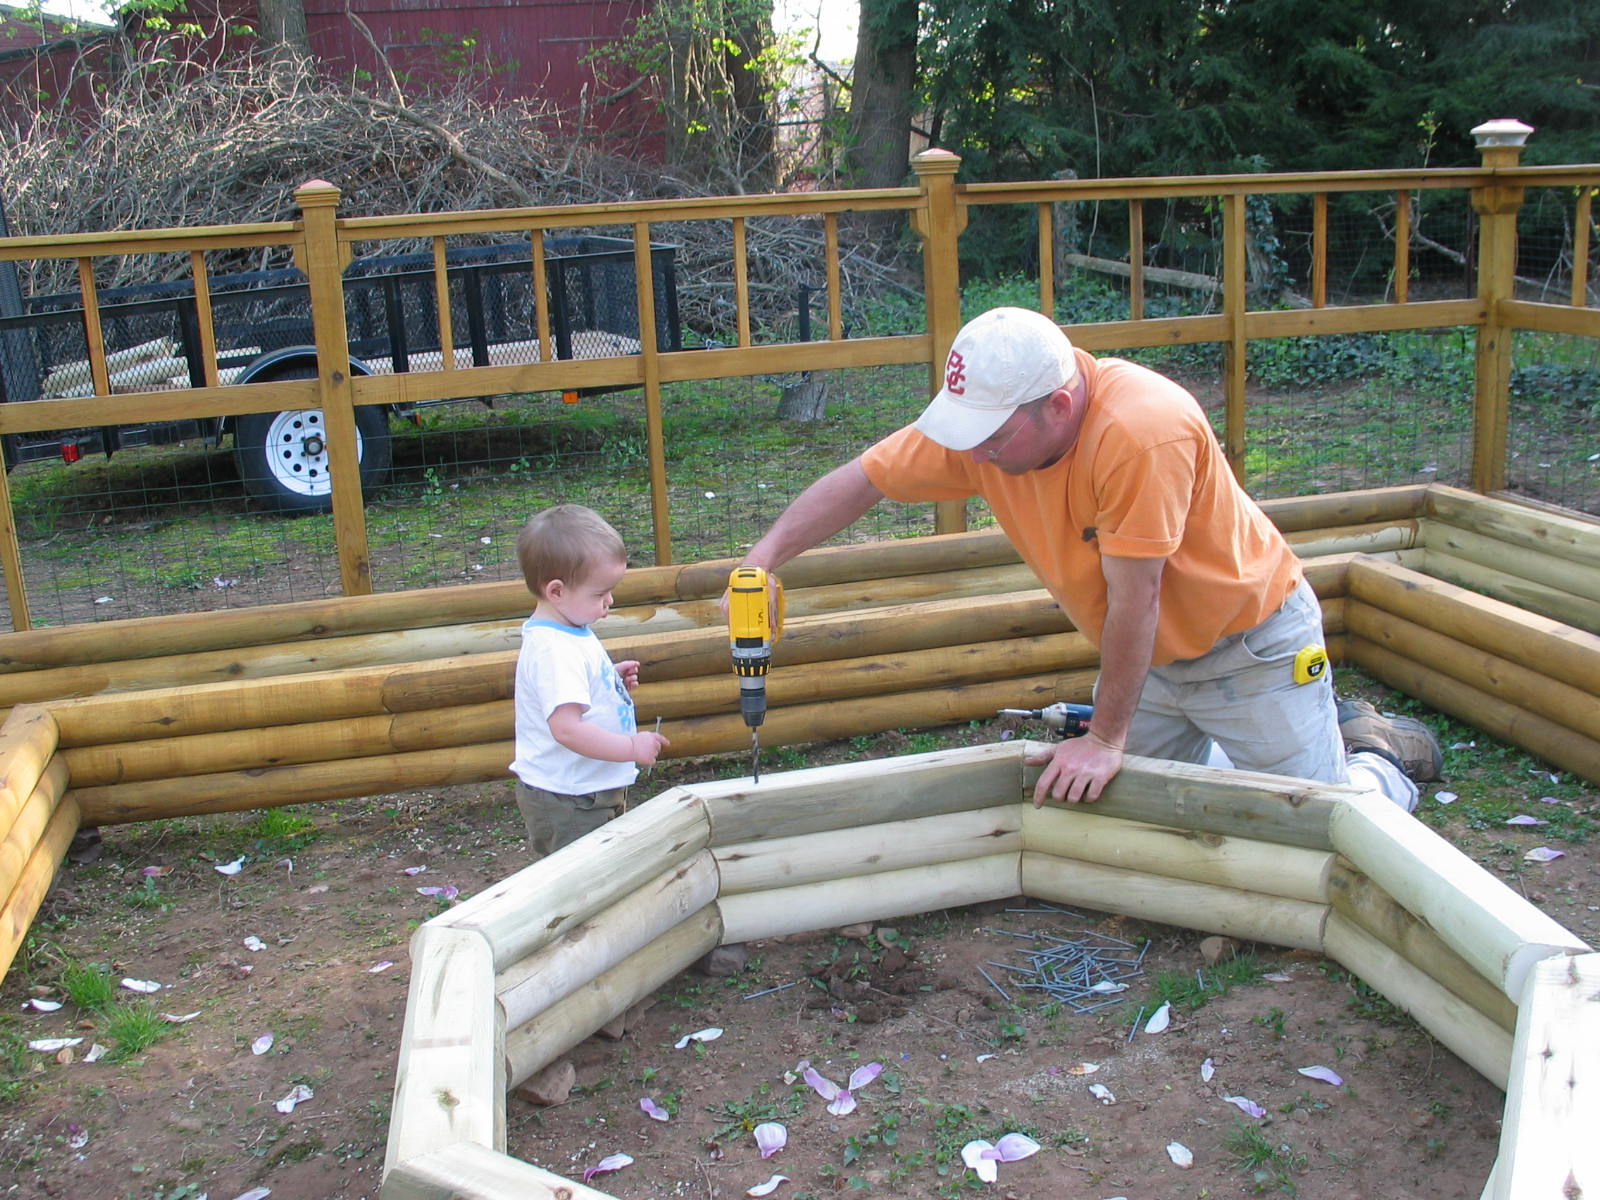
[379,741,1592,1200]
[0,483,1596,1198]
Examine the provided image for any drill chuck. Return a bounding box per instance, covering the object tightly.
[738,675,768,728]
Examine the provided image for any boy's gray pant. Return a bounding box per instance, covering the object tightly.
[514,782,628,857]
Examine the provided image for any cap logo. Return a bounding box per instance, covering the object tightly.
[945,350,968,395]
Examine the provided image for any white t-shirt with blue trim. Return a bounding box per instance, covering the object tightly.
[509,617,638,795]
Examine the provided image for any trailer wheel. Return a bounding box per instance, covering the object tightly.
[235,403,393,514]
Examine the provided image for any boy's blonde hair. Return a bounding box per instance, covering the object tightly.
[517,505,626,598]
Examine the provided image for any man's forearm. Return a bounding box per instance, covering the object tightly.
[1090,556,1165,748]
[743,457,884,572]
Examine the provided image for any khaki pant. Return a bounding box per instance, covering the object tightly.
[514,782,628,857]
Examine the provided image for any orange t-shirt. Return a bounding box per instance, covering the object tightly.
[859,351,1301,665]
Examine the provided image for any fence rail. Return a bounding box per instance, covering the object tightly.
[0,121,1596,631]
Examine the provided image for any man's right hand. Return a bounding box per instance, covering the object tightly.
[1025,732,1125,806]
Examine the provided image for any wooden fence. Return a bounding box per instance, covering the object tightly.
[0,120,1596,631]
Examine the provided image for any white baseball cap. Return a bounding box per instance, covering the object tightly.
[915,307,1081,451]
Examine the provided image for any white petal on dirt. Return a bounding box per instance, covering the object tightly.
[1435,791,1458,804]
[402,865,428,875]
[1200,1057,1215,1082]
[752,1122,786,1159]
[1167,1141,1195,1168]
[1143,1002,1171,1034]
[1298,1065,1344,1086]
[802,1066,841,1101]
[1088,980,1127,994]
[582,1153,634,1184]
[160,1011,201,1023]
[1262,972,1293,982]
[252,1033,275,1055]
[141,865,172,877]
[416,884,460,900]
[960,1140,999,1183]
[26,998,62,1012]
[66,1125,88,1149]
[847,1062,883,1091]
[674,1026,723,1049]
[230,1189,272,1200]
[988,1133,1041,1162]
[276,858,293,872]
[215,857,246,875]
[1504,815,1548,826]
[368,961,395,973]
[243,936,267,952]
[826,1090,857,1117]
[274,1083,313,1114]
[1066,1062,1100,1075]
[746,1174,789,1197]
[975,1053,996,1062]
[640,1096,670,1121]
[84,1043,107,1062]
[28,1037,82,1052]
[1222,1094,1267,1119]
[121,978,161,993]
[1088,1083,1116,1104]
[1538,795,1563,805]
[1524,846,1565,862]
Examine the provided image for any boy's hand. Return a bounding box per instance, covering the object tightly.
[615,659,642,692]
[631,730,670,766]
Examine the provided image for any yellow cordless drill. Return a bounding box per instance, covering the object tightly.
[728,565,785,783]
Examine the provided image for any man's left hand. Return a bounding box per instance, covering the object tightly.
[1026,733,1125,806]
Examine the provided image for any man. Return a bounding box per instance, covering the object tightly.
[739,307,1439,808]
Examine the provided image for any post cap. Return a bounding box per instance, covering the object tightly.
[1471,119,1534,149]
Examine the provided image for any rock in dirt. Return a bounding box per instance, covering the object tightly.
[1199,935,1240,965]
[599,997,655,1039]
[696,943,750,977]
[514,1059,576,1107]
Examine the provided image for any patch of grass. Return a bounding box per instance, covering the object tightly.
[59,959,119,1013]
[705,1081,798,1142]
[244,807,322,852]
[1139,949,1279,1017]
[102,1001,174,1061]
[1223,1120,1307,1194]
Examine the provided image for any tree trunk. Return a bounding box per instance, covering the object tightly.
[776,373,828,421]
[844,0,918,243]
[256,0,312,65]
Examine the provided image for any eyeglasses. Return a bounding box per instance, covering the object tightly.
[976,395,1051,461]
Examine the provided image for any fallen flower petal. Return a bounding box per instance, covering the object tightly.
[1144,1002,1171,1034]
[1504,815,1548,826]
[1524,846,1565,863]
[243,936,267,952]
[141,866,172,877]
[1088,1083,1115,1104]
[674,1026,723,1049]
[752,1122,786,1159]
[826,1090,856,1117]
[28,1037,82,1052]
[640,1096,670,1121]
[582,1153,633,1184]
[847,1061,883,1091]
[160,1011,201,1023]
[975,1053,996,1063]
[1200,1057,1215,1082]
[275,1084,313,1114]
[230,1189,272,1200]
[368,961,395,974]
[83,1043,107,1062]
[1088,980,1127,994]
[402,865,428,875]
[26,998,62,1012]
[1167,1142,1195,1168]
[66,1125,88,1150]
[987,1133,1041,1162]
[961,1140,999,1184]
[802,1066,840,1101]
[1222,1094,1267,1119]
[215,857,246,875]
[416,885,460,900]
[1066,1062,1100,1076]
[746,1174,789,1197]
[1298,1065,1344,1086]
[121,978,161,994]
[252,1033,275,1055]
[1435,791,1458,804]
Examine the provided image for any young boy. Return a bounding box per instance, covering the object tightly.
[510,504,670,856]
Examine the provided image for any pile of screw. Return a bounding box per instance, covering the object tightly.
[976,907,1148,1012]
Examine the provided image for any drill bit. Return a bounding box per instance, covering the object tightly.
[751,727,761,784]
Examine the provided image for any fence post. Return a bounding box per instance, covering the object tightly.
[910,148,967,534]
[294,181,372,596]
[1469,119,1532,495]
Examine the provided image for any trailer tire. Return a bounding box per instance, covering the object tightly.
[235,400,393,515]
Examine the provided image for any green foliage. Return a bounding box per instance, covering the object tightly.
[1223,1119,1307,1195]
[59,959,119,1012]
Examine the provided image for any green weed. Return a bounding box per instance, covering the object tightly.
[102,1002,173,1060]
[1223,1120,1307,1194]
[59,960,119,1013]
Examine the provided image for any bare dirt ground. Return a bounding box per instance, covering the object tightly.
[2,707,1596,1200]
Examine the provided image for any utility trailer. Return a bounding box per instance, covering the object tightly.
[0,236,682,512]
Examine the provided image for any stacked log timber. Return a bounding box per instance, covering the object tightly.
[380,743,1593,1200]
[0,485,1429,711]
